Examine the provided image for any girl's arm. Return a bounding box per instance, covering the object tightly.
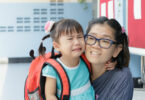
[105,61,117,70]
[45,77,58,100]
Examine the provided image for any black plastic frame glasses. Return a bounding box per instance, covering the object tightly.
[84,35,117,49]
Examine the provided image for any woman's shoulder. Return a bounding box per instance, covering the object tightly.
[114,67,131,75]
[112,67,133,81]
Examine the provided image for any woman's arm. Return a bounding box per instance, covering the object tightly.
[45,77,58,100]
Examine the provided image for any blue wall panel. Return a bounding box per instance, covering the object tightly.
[129,54,141,77]
[0,3,92,57]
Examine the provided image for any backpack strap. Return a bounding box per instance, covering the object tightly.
[44,59,70,100]
[81,53,92,74]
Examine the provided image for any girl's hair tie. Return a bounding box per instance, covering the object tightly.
[122,27,125,34]
[44,21,55,34]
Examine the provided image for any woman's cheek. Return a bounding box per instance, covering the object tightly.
[85,48,95,63]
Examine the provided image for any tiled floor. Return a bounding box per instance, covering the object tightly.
[0,63,145,100]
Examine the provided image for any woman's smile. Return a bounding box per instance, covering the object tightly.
[90,50,101,56]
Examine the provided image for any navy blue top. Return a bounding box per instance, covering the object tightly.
[92,67,134,100]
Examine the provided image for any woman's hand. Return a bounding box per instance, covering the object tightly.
[105,60,117,70]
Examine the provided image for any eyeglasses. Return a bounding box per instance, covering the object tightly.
[84,35,117,49]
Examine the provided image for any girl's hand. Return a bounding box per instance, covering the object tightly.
[105,60,117,70]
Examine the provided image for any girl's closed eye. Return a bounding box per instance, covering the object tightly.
[77,36,83,39]
[77,35,84,39]
[67,37,73,40]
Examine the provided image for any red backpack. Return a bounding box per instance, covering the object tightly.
[24,53,91,100]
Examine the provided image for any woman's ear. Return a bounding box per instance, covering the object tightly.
[113,44,122,58]
[53,41,60,51]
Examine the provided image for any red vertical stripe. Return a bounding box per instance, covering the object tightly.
[100,0,107,17]
[128,0,145,49]
[106,0,108,17]
[113,0,115,18]
[100,0,114,18]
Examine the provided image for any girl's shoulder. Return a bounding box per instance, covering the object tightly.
[42,64,59,79]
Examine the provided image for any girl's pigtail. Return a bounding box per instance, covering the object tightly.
[29,21,55,58]
[50,46,55,58]
[29,49,35,59]
[38,40,45,56]
[50,46,62,58]
[38,41,45,56]
[39,20,55,56]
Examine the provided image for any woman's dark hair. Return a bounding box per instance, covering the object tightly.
[86,16,130,68]
[38,19,84,57]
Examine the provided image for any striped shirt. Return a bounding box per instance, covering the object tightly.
[92,67,134,100]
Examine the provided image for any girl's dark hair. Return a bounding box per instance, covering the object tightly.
[86,16,130,68]
[38,19,83,57]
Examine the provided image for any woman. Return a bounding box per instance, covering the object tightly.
[85,17,134,100]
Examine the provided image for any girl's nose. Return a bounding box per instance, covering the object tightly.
[74,38,79,44]
[74,38,81,45]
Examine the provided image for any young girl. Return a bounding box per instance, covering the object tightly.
[40,19,95,100]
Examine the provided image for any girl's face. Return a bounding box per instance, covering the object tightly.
[85,24,122,65]
[53,32,85,59]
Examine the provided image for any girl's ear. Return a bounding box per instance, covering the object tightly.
[113,44,122,58]
[53,41,60,51]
